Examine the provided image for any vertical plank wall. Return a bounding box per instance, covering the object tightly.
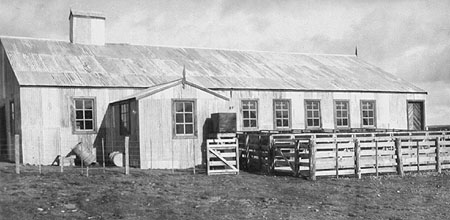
[19,87,143,165]
[219,90,427,131]
[0,49,21,162]
[138,83,230,169]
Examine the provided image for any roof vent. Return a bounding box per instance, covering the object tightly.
[69,10,105,45]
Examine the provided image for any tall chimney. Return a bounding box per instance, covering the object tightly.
[69,10,105,45]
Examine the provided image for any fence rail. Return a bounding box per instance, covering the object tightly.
[238,131,450,180]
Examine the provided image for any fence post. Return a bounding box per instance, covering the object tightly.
[416,141,420,172]
[102,138,105,174]
[294,139,299,177]
[15,134,20,174]
[245,134,250,170]
[38,136,42,175]
[395,138,404,177]
[436,137,441,173]
[354,139,361,179]
[58,129,63,173]
[335,139,339,178]
[258,135,262,171]
[125,136,130,175]
[309,138,316,181]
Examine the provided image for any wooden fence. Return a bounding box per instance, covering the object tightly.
[238,131,450,180]
[206,138,239,175]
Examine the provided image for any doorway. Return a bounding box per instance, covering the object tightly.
[407,101,424,130]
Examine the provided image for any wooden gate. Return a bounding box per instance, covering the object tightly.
[206,138,239,175]
[407,101,424,130]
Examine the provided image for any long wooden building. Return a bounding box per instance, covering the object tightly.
[0,10,426,168]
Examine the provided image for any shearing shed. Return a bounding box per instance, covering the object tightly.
[0,10,426,168]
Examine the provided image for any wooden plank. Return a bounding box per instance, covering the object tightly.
[309,139,317,181]
[209,160,237,166]
[395,138,404,177]
[436,137,441,173]
[355,139,361,179]
[208,152,237,158]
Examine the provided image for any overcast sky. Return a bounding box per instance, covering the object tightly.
[0,0,449,125]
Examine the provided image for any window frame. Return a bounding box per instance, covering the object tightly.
[119,102,131,136]
[360,100,377,128]
[304,99,322,129]
[172,99,197,139]
[273,99,291,130]
[72,97,97,134]
[241,99,259,131]
[10,101,14,134]
[334,100,351,129]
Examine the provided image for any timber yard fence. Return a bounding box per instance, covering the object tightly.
[238,131,450,180]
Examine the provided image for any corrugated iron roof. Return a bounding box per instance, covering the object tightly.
[0,36,425,93]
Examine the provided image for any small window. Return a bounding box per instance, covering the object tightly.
[361,100,376,127]
[305,100,321,128]
[335,100,350,128]
[173,100,196,137]
[10,101,14,134]
[74,98,96,132]
[242,100,258,129]
[120,103,130,135]
[274,100,290,129]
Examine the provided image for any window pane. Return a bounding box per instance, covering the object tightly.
[85,120,93,130]
[282,119,289,127]
[176,114,184,123]
[307,111,312,117]
[76,111,84,119]
[75,100,83,109]
[343,119,348,126]
[176,124,184,134]
[76,121,83,130]
[243,111,249,118]
[337,111,342,117]
[307,119,313,126]
[85,110,93,119]
[276,120,282,126]
[368,111,374,117]
[185,113,193,123]
[249,102,256,109]
[243,120,249,127]
[275,111,282,118]
[85,100,93,109]
[250,111,257,119]
[282,111,288,118]
[363,111,368,117]
[313,111,319,117]
[175,102,184,112]
[369,119,374,125]
[185,102,193,112]
[363,119,368,125]
[313,119,320,126]
[185,124,194,134]
[250,120,257,127]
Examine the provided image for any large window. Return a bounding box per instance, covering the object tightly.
[74,98,95,132]
[305,100,321,128]
[120,103,130,135]
[274,99,290,129]
[173,100,196,137]
[361,100,376,127]
[334,100,350,128]
[242,100,258,129]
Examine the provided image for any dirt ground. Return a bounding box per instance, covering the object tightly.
[1,163,449,220]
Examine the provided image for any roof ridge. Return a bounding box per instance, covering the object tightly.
[0,35,355,57]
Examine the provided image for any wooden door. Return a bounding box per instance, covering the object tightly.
[0,106,7,161]
[407,102,424,130]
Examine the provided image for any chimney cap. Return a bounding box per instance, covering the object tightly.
[69,9,105,20]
